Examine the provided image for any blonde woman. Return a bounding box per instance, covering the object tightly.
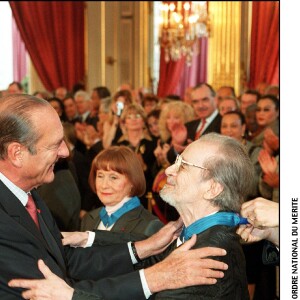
[152,101,195,222]
[154,101,195,169]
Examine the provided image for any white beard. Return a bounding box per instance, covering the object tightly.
[159,185,178,208]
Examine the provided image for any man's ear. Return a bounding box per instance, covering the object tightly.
[204,179,223,200]
[7,142,24,167]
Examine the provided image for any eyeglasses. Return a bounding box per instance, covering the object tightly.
[174,154,208,172]
[126,114,142,120]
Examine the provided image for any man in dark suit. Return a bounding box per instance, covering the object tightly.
[74,90,99,130]
[1,94,228,299]
[185,83,222,142]
[165,83,222,165]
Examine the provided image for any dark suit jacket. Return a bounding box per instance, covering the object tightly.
[185,113,222,141]
[81,205,164,245]
[153,225,249,300]
[85,113,99,130]
[37,168,81,231]
[262,240,279,266]
[71,148,100,211]
[0,181,145,300]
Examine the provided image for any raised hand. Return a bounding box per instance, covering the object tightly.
[258,149,278,175]
[170,123,187,153]
[135,218,184,259]
[263,127,279,153]
[240,197,279,228]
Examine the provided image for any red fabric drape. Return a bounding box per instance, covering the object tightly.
[12,16,27,82]
[175,37,208,99]
[249,2,279,88]
[157,47,186,98]
[10,1,85,92]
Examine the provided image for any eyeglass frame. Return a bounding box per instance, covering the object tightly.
[174,154,208,172]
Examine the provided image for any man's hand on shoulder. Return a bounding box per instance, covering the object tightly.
[144,235,228,293]
[135,218,183,259]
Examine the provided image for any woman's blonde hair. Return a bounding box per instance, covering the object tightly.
[158,101,195,142]
[120,103,147,124]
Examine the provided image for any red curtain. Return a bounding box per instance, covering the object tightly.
[10,1,85,92]
[12,16,28,83]
[157,38,208,98]
[175,37,208,99]
[157,47,186,98]
[249,2,279,88]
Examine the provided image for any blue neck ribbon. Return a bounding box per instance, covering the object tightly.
[99,196,141,227]
[180,212,248,242]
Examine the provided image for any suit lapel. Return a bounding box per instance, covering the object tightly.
[112,206,141,232]
[0,182,65,269]
[0,181,45,241]
[31,190,66,267]
[38,214,66,268]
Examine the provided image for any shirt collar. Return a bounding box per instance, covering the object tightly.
[205,109,219,123]
[0,172,28,206]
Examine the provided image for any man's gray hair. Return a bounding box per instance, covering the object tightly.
[0,94,50,159]
[199,133,256,212]
[74,90,90,102]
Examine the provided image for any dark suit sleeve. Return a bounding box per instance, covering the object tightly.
[65,243,134,280]
[262,240,279,266]
[65,243,146,299]
[73,289,103,300]
[93,230,148,246]
[72,271,145,300]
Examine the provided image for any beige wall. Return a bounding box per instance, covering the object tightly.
[86,1,150,94]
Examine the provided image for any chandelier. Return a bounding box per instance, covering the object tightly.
[159,1,209,65]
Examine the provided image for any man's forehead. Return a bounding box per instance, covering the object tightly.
[192,86,211,98]
[184,140,215,160]
[242,94,256,101]
[218,87,232,96]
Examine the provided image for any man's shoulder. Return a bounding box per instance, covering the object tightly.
[195,225,239,248]
[185,119,200,128]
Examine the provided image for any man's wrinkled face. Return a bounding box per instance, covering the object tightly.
[160,141,215,208]
[21,107,69,191]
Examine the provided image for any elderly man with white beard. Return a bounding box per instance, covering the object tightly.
[154,133,255,299]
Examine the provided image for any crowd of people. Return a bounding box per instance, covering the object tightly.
[0,80,279,299]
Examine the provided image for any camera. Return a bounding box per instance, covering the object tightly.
[116,101,124,117]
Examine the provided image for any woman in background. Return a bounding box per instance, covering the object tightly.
[102,90,133,149]
[80,146,163,244]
